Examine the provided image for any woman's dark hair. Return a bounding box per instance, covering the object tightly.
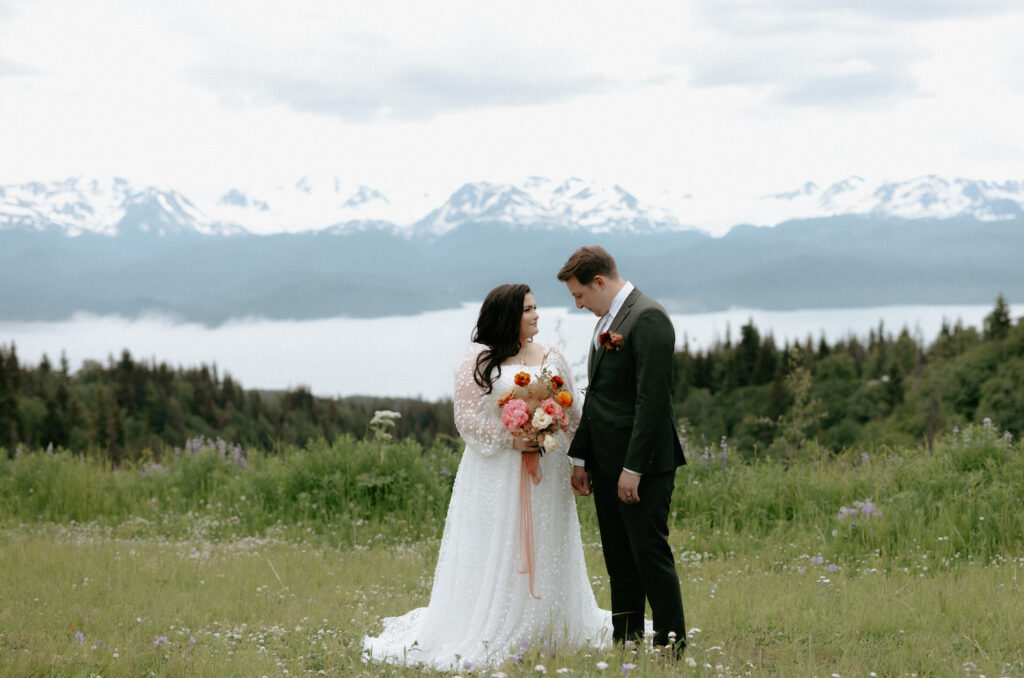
[471,283,531,393]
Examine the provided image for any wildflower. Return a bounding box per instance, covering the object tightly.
[621,663,637,676]
[828,563,839,572]
[556,670,571,675]
[596,662,609,670]
[837,506,858,520]
[440,466,452,476]
[370,410,402,424]
[464,660,473,671]
[686,657,697,667]
[75,631,84,645]
[535,665,547,673]
[811,555,824,565]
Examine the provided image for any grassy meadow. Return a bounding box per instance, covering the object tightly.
[1,424,1023,677]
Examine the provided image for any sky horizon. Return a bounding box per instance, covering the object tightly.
[2,1,1023,223]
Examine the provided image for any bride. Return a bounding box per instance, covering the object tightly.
[362,283,613,670]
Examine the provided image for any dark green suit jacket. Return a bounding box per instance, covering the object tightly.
[568,288,686,475]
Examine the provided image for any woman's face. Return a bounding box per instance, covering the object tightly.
[519,292,539,341]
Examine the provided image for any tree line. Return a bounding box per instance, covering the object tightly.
[0,348,457,462]
[2,295,1020,463]
[673,294,1022,457]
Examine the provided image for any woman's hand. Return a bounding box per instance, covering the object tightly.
[512,437,541,453]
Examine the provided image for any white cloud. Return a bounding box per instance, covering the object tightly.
[0,0,1021,207]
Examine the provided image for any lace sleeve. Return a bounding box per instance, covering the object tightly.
[544,343,583,436]
[453,343,515,457]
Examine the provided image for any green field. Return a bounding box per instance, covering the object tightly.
[2,423,1023,677]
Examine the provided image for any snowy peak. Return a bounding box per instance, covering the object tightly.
[413,182,553,236]
[206,177,398,234]
[0,177,236,237]
[413,177,688,237]
[762,175,1024,222]
[4,174,1023,240]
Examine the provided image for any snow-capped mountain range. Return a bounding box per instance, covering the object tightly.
[1,174,1022,239]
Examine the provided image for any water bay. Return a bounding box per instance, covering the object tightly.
[1,302,1014,401]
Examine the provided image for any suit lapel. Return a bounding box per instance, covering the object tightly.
[589,288,641,381]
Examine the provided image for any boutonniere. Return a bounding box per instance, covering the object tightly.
[599,331,624,351]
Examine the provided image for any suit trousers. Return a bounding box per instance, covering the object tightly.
[590,468,686,650]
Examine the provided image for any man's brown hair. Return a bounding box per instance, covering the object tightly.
[557,245,619,285]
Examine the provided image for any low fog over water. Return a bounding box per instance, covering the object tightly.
[1,303,1013,401]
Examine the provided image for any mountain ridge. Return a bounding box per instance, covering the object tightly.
[3,174,1023,240]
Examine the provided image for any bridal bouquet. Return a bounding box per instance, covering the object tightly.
[498,363,574,454]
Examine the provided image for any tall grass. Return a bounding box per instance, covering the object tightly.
[673,421,1024,562]
[2,422,1023,676]
[3,422,1022,559]
[0,435,458,544]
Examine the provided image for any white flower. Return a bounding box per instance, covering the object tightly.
[542,433,558,451]
[686,657,697,667]
[532,410,553,429]
[370,410,402,424]
[596,661,609,670]
[534,665,547,673]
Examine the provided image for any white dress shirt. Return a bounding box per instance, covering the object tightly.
[574,282,640,475]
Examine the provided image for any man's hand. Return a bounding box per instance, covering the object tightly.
[617,470,641,504]
[571,466,592,496]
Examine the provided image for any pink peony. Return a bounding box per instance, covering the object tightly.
[539,398,563,419]
[501,399,530,430]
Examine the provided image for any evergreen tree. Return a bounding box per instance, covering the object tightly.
[94,385,111,451]
[984,293,1012,341]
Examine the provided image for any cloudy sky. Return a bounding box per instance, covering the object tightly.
[2,0,1022,213]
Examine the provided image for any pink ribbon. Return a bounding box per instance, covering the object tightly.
[519,451,542,599]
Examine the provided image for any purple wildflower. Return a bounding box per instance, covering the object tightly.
[440,466,452,476]
[75,631,84,645]
[622,663,637,676]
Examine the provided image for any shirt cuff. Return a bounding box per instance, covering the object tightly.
[570,457,586,467]
[622,467,642,476]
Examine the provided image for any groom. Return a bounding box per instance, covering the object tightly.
[557,245,686,656]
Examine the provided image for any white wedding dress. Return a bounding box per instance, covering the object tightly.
[362,342,613,671]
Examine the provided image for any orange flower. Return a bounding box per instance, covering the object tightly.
[550,375,564,389]
[497,390,515,407]
[556,390,573,407]
[514,372,531,387]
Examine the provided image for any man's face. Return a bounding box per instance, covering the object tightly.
[565,276,609,317]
